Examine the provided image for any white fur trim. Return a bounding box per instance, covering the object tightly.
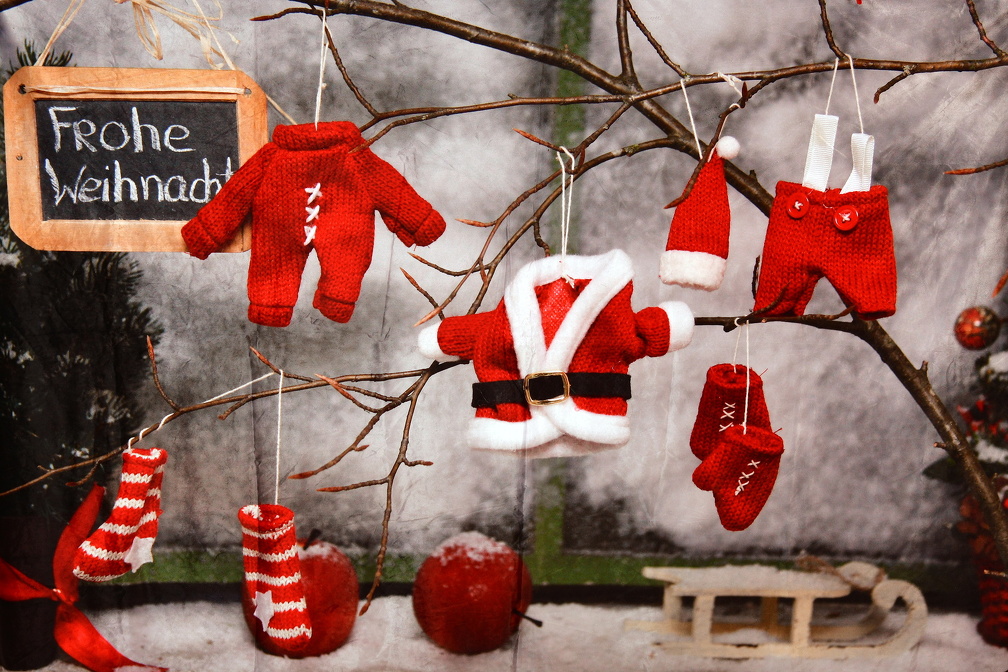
[541,399,630,445]
[659,301,695,352]
[417,324,458,362]
[467,415,563,452]
[467,401,630,454]
[716,135,740,160]
[659,249,726,291]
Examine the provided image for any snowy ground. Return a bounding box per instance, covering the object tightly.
[35,598,1007,672]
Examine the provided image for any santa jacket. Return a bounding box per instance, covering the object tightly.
[182,121,446,327]
[418,250,694,457]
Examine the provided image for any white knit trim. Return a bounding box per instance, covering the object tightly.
[243,546,298,562]
[95,509,160,537]
[658,249,726,291]
[112,498,146,510]
[77,540,129,561]
[265,624,312,640]
[658,301,695,352]
[120,472,153,484]
[272,598,308,613]
[245,572,304,587]
[417,323,458,362]
[241,525,293,541]
[73,568,121,582]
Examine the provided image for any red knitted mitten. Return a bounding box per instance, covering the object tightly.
[692,426,784,531]
[73,447,167,582]
[239,504,312,651]
[689,364,771,460]
[660,136,739,291]
[753,181,896,319]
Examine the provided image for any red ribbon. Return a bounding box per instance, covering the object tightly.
[0,484,167,672]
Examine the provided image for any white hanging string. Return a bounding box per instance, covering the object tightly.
[314,9,329,128]
[847,55,864,134]
[555,147,576,285]
[824,57,840,115]
[742,322,751,434]
[680,78,703,158]
[731,317,743,368]
[274,370,284,505]
[127,371,276,449]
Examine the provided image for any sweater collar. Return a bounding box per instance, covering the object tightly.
[271,121,364,151]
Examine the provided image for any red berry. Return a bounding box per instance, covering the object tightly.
[241,539,358,658]
[955,306,1001,350]
[412,532,533,654]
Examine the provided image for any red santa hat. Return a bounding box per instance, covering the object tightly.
[659,135,740,291]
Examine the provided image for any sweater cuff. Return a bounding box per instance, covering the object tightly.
[411,209,447,247]
[180,220,220,260]
[659,301,694,352]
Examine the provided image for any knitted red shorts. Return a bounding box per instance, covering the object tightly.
[753,181,896,319]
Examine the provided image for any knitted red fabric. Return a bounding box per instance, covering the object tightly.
[753,181,896,319]
[238,504,312,651]
[689,364,771,460]
[692,426,784,531]
[660,152,730,290]
[418,251,694,455]
[182,121,447,327]
[73,447,167,582]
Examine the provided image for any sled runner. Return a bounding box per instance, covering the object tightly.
[625,562,926,658]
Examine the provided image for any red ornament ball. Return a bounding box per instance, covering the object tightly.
[412,532,533,654]
[955,306,1002,350]
[241,538,359,658]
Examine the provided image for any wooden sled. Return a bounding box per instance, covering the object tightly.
[625,562,927,659]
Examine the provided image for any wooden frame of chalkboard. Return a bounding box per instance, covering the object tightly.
[3,66,267,252]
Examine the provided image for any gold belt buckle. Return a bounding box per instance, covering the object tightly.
[523,371,570,406]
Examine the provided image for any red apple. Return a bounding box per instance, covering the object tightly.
[412,532,533,654]
[241,537,358,658]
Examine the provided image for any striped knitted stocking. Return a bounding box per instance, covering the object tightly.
[73,447,168,582]
[239,504,312,651]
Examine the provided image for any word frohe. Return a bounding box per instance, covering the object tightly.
[39,103,237,212]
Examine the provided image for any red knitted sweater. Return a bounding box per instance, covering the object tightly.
[182,121,446,326]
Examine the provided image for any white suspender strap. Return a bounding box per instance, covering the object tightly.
[840,132,875,193]
[801,113,838,192]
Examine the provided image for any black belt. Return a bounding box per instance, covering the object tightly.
[471,372,631,408]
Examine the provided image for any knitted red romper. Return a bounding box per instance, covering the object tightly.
[753,116,897,319]
[182,122,446,327]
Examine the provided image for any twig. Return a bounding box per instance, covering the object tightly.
[615,0,638,85]
[324,18,381,117]
[400,268,444,319]
[819,0,847,60]
[945,156,1008,175]
[147,335,180,411]
[874,67,912,104]
[966,0,1007,58]
[625,0,687,77]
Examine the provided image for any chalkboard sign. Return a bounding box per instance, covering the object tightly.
[4,67,267,252]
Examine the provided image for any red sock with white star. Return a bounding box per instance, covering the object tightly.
[689,363,771,460]
[692,426,784,531]
[239,504,312,651]
[73,447,168,581]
